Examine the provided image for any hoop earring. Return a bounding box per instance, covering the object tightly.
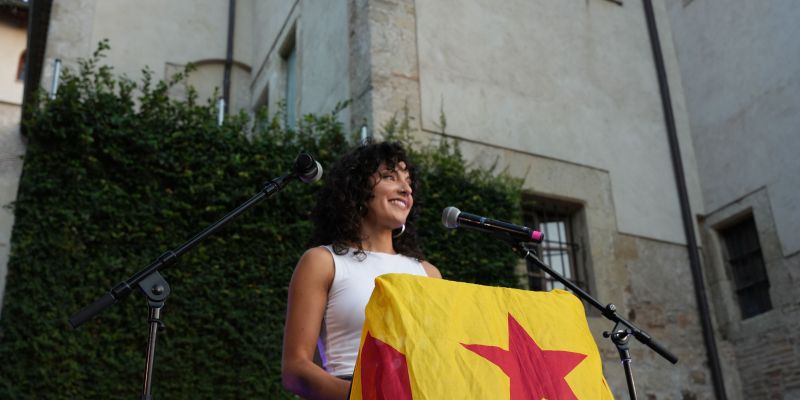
[393,224,406,238]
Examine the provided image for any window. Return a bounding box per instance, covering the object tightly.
[251,85,270,133]
[720,216,772,319]
[17,50,27,81]
[254,85,269,112]
[522,196,588,293]
[281,34,297,129]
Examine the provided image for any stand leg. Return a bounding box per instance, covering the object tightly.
[605,325,638,400]
[142,305,163,400]
[621,357,637,400]
[138,271,170,400]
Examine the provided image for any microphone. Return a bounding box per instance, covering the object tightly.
[293,153,323,183]
[442,206,544,243]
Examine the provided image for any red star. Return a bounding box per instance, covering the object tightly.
[462,313,587,400]
[359,332,413,400]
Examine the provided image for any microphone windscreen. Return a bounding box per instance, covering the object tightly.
[442,206,461,228]
[294,153,323,183]
[300,161,323,183]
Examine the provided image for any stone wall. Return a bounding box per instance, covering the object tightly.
[0,19,26,105]
[666,1,800,397]
[43,0,253,113]
[453,139,732,398]
[347,0,422,135]
[10,0,794,396]
[413,0,704,245]
[348,0,734,397]
[665,0,800,257]
[0,103,24,315]
[0,8,27,315]
[700,187,800,399]
[613,234,743,399]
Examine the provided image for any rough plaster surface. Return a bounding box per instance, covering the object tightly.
[414,0,704,245]
[166,62,252,114]
[250,0,302,110]
[666,0,800,256]
[0,21,26,105]
[44,0,254,113]
[90,0,231,81]
[41,0,97,91]
[0,105,24,315]
[299,0,351,126]
[251,0,297,83]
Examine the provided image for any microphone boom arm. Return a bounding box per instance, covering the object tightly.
[514,242,677,400]
[68,153,321,399]
[442,205,676,398]
[69,155,314,328]
[515,244,677,363]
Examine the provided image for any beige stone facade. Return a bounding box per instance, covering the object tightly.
[0,3,27,314]
[2,0,798,398]
[667,0,800,397]
[0,15,25,104]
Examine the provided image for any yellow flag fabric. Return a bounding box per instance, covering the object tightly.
[349,274,614,400]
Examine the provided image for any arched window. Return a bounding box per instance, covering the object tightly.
[17,50,27,81]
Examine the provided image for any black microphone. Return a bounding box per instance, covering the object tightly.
[293,153,323,183]
[442,206,544,243]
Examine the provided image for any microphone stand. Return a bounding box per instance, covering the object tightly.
[510,242,678,400]
[69,157,314,400]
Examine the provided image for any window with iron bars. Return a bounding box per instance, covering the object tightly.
[719,215,772,319]
[522,196,588,293]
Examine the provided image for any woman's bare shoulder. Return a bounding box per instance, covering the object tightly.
[293,246,335,284]
[301,246,334,262]
[421,260,442,279]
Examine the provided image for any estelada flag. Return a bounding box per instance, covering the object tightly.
[349,274,614,399]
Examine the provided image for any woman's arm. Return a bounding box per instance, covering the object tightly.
[421,260,442,279]
[282,247,351,400]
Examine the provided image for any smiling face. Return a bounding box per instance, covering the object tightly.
[363,161,414,231]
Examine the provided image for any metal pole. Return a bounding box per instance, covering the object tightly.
[641,0,727,398]
[360,124,369,143]
[222,0,236,114]
[141,306,161,400]
[49,58,61,99]
[217,97,225,126]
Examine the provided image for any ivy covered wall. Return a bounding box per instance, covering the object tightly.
[0,46,522,398]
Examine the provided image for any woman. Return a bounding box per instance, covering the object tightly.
[282,141,441,399]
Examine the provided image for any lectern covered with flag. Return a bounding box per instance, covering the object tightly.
[349,274,614,399]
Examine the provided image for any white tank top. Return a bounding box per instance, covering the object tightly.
[318,245,427,376]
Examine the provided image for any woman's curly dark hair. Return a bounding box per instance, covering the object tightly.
[309,141,425,260]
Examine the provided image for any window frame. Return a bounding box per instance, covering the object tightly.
[718,215,772,319]
[279,26,298,129]
[522,195,588,294]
